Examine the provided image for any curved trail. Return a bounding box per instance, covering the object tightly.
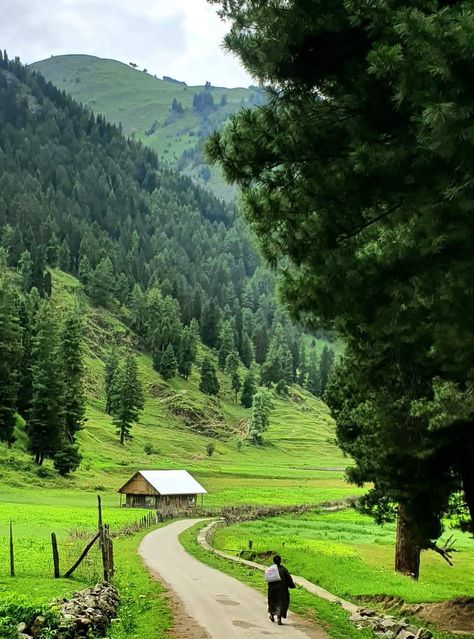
[139,519,328,639]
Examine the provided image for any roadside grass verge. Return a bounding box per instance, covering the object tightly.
[107,528,172,639]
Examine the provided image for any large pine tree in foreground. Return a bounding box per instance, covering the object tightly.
[208,0,474,577]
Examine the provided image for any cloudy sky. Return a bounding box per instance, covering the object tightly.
[0,0,254,87]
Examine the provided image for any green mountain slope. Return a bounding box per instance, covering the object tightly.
[31,54,261,200]
[1,268,352,508]
[0,53,346,505]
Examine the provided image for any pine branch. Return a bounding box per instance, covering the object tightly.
[336,202,403,244]
[428,535,458,566]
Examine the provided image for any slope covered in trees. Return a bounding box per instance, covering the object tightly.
[0,52,337,474]
[30,54,264,200]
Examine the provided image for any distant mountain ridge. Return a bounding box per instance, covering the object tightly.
[31,54,264,200]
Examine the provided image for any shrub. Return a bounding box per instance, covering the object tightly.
[144,442,159,456]
[53,444,82,476]
[206,442,215,457]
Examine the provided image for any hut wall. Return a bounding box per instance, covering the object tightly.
[121,474,159,496]
[124,493,197,510]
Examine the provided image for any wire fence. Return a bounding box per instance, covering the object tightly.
[1,509,157,582]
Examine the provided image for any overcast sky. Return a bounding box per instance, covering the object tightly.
[0,0,254,88]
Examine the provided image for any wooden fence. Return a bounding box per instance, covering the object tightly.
[5,497,158,581]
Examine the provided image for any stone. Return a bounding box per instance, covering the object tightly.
[350,614,365,623]
[380,618,398,629]
[17,622,26,633]
[359,608,377,617]
[415,629,433,639]
[397,630,416,639]
[31,616,45,638]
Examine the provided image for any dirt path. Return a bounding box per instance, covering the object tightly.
[139,519,329,639]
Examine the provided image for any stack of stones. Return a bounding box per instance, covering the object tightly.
[349,608,433,639]
[17,583,120,638]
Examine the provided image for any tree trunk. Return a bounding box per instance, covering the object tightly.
[460,457,474,534]
[395,503,421,580]
[120,428,124,445]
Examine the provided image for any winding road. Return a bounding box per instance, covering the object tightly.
[139,519,328,639]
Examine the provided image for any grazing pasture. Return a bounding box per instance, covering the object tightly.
[212,509,474,604]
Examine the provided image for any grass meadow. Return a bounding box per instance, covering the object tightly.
[211,509,474,604]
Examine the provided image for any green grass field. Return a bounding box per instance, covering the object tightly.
[211,509,474,604]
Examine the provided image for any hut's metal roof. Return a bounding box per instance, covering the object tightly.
[119,470,207,495]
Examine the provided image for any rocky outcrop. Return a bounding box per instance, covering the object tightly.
[349,608,433,639]
[17,583,119,638]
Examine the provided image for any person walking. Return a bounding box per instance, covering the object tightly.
[266,554,296,625]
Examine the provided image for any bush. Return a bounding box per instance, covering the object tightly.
[0,597,58,639]
[206,442,215,457]
[53,444,82,476]
[35,466,55,479]
[144,442,159,456]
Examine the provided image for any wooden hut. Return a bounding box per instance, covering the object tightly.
[118,470,207,511]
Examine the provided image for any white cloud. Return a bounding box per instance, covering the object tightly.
[0,0,253,87]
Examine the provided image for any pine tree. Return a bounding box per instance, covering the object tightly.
[240,370,256,408]
[112,353,144,445]
[87,256,115,306]
[218,320,235,370]
[59,309,85,441]
[305,349,320,397]
[104,346,119,414]
[178,327,197,379]
[240,332,254,367]
[159,343,178,380]
[298,342,307,386]
[231,370,241,403]
[46,234,60,267]
[0,273,22,445]
[201,300,220,349]
[16,292,40,417]
[53,443,82,476]
[27,301,64,464]
[319,346,335,397]
[19,250,33,293]
[249,388,273,445]
[225,350,240,376]
[260,324,292,386]
[78,255,92,287]
[58,240,71,271]
[199,356,220,396]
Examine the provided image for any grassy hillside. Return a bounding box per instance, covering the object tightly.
[30,54,258,200]
[0,268,354,506]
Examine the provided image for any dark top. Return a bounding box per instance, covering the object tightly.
[267,565,296,618]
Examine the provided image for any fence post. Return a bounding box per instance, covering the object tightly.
[97,495,109,581]
[9,521,15,577]
[51,532,60,578]
[106,524,114,577]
